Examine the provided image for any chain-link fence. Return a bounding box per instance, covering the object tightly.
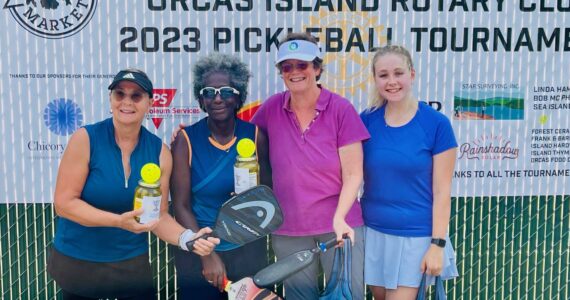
[1,196,568,299]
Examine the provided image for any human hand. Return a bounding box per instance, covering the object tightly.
[333,216,354,246]
[201,252,227,291]
[118,208,159,233]
[420,245,444,276]
[179,227,220,256]
[170,123,186,144]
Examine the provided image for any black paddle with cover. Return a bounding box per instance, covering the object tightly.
[186,185,283,249]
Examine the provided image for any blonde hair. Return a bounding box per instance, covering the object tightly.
[367,45,415,110]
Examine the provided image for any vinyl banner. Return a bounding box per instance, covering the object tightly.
[1,0,569,202]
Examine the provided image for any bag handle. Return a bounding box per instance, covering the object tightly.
[326,243,343,289]
[416,274,447,300]
[416,273,427,300]
[342,238,352,291]
[435,276,447,300]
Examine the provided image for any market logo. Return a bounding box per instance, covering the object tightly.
[43,98,83,136]
[3,0,98,39]
[453,83,524,121]
[307,12,389,96]
[458,134,519,160]
[148,89,202,129]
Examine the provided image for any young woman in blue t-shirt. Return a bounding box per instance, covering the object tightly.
[360,45,459,300]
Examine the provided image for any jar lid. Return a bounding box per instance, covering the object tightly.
[237,156,256,162]
[138,180,160,188]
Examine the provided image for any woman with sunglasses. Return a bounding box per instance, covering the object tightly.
[170,53,271,299]
[251,32,370,300]
[48,68,219,300]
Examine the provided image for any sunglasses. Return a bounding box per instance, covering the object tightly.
[199,86,240,100]
[279,62,311,73]
[111,89,148,103]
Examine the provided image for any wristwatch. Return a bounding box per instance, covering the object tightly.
[431,238,446,248]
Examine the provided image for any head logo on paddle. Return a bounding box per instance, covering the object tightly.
[186,185,283,249]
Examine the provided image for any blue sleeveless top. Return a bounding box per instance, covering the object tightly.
[184,118,256,251]
[53,118,162,262]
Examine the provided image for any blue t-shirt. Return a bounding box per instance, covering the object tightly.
[185,117,256,251]
[360,102,457,237]
[53,118,162,262]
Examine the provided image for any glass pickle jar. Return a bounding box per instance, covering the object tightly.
[233,156,259,194]
[133,180,161,224]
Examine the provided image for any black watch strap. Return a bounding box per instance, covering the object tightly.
[431,238,446,248]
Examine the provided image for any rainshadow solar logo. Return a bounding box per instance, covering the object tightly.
[43,98,83,136]
[3,0,97,39]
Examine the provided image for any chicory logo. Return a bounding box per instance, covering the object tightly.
[458,134,519,160]
[3,0,97,39]
[43,98,83,136]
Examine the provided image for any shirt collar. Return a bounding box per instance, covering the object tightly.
[282,85,331,112]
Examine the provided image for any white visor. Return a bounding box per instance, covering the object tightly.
[275,40,323,65]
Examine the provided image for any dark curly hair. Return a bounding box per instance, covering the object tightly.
[192,53,252,112]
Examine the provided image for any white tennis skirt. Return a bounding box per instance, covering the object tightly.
[364,226,459,289]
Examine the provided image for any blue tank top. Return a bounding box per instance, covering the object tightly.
[54,118,162,262]
[185,118,256,251]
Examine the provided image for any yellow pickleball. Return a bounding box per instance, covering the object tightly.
[140,163,161,183]
[236,138,256,158]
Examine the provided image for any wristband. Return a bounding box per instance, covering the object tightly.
[178,229,196,251]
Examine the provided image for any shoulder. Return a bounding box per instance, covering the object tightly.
[359,107,381,126]
[141,126,162,146]
[418,102,450,123]
[64,127,90,161]
[237,118,256,130]
[83,118,111,136]
[252,92,287,125]
[259,91,288,112]
[186,118,207,135]
[319,90,357,118]
[69,127,90,145]
[264,91,287,106]
[323,88,352,108]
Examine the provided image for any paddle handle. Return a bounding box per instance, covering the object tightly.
[185,232,213,250]
[318,237,339,252]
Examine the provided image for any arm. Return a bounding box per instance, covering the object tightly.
[256,128,272,187]
[170,132,200,231]
[421,147,456,275]
[333,141,364,244]
[170,131,225,282]
[53,128,155,233]
[152,143,218,255]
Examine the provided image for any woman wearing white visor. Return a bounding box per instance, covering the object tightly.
[251,32,370,300]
